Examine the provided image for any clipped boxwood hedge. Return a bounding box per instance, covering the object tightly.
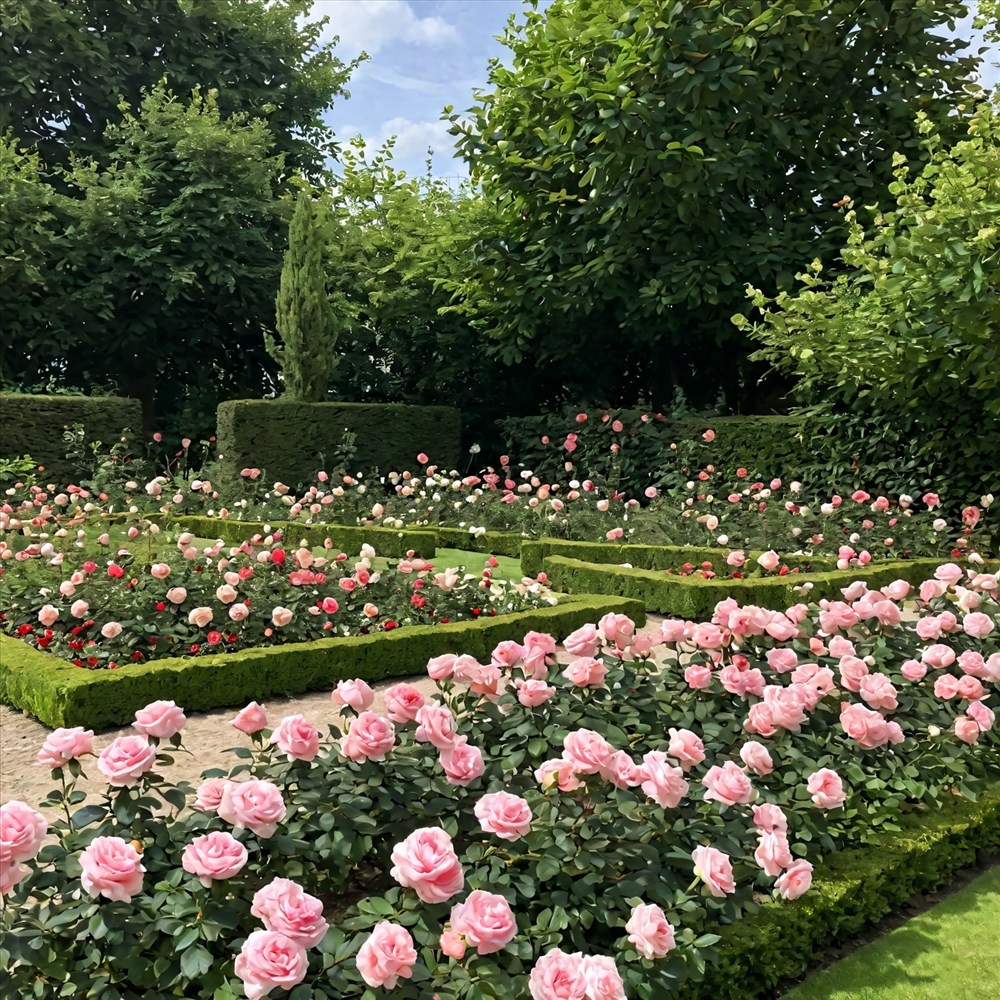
[0,392,141,486]
[0,595,645,730]
[520,538,839,579]
[216,400,462,489]
[148,514,438,558]
[435,527,527,558]
[682,783,1000,1000]
[541,556,990,619]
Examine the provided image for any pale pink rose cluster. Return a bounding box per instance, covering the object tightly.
[749,802,814,898]
[839,702,904,750]
[235,877,329,1000]
[529,948,625,1000]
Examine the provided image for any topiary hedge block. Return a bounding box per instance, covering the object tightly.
[681,784,1000,1000]
[435,527,527,559]
[542,556,992,618]
[154,515,437,558]
[0,594,645,730]
[520,538,839,579]
[215,400,461,489]
[0,393,142,486]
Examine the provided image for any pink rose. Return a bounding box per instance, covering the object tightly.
[439,738,485,786]
[384,683,426,723]
[562,729,614,775]
[37,604,59,627]
[529,948,586,1000]
[923,643,956,669]
[901,660,927,682]
[604,750,642,789]
[934,561,963,584]
[252,877,329,948]
[702,761,754,807]
[752,803,788,834]
[97,735,156,786]
[80,836,145,902]
[271,606,293,627]
[754,830,793,877]
[228,602,249,621]
[756,550,780,572]
[775,859,814,899]
[449,889,517,955]
[638,751,688,809]
[390,827,464,903]
[598,612,635,649]
[968,701,996,732]
[474,791,533,841]
[963,612,995,638]
[564,657,607,687]
[133,700,186,739]
[838,657,869,693]
[194,778,232,812]
[188,606,213,628]
[807,768,846,809]
[691,845,735,897]
[766,648,798,674]
[100,621,122,639]
[625,902,675,959]
[684,664,714,690]
[216,584,238,604]
[70,599,89,618]
[859,673,898,712]
[150,563,171,579]
[1,860,28,897]
[341,712,395,762]
[563,623,600,658]
[440,928,466,959]
[218,780,286,838]
[231,702,268,735]
[955,715,982,744]
[667,728,706,770]
[720,664,766,699]
[235,930,308,1000]
[535,758,583,792]
[739,741,774,776]
[516,679,557,707]
[659,619,688,643]
[427,653,457,680]
[331,678,375,712]
[415,703,459,751]
[182,831,248,888]
[271,714,321,761]
[581,955,625,1000]
[357,922,418,989]
[36,727,94,769]
[165,587,187,605]
[491,640,525,670]
[0,802,47,865]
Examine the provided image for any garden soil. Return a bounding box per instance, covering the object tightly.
[0,614,667,810]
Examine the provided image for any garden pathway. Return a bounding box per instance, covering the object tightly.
[0,614,667,809]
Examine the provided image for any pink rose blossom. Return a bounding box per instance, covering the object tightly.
[684,664,714,690]
[390,827,464,903]
[133,700,186,739]
[564,657,608,687]
[182,831,248,888]
[667,728,706,770]
[1,860,28,896]
[859,673,899,712]
[271,606,293,627]
[36,727,94,769]
[271,715,321,761]
[739,741,774,776]
[415,703,459,751]
[963,612,995,638]
[563,729,614,775]
[756,550,780,572]
[165,587,187,605]
[604,750,642,789]
[97,735,156,787]
[638,751,688,809]
[535,758,583,792]
[80,836,145,902]
[598,612,635,649]
[581,955,626,1000]
[529,949,587,1000]
[775,859,814,900]
[427,653,457,680]
[231,702,268,735]
[194,778,232,812]
[384,683,426,723]
[691,845,735,897]
[439,738,485,786]
[901,660,927,682]
[0,802,47,865]
[563,623,601,658]
[356,921,418,989]
[474,791,533,841]
[702,761,754,807]
[517,679,557,707]
[968,701,996,732]
[955,715,982,744]
[752,803,788,834]
[807,768,846,809]
[626,902,676,959]
[341,712,395,762]
[188,606,213,628]
[754,831,793,877]
[923,643,957,669]
[235,930,309,1000]
[838,657,869,693]
[331,678,375,712]
[766,648,798,673]
[449,890,518,955]
[218,780,286,838]
[252,878,329,948]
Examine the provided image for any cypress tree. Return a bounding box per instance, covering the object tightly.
[267,190,338,401]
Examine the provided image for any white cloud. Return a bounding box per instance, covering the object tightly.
[309,0,460,56]
[337,117,464,175]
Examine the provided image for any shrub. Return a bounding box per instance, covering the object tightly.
[2,564,997,997]
[0,393,141,485]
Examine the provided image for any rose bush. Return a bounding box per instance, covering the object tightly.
[2,562,998,998]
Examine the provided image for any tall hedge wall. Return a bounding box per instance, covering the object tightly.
[0,393,141,485]
[216,400,461,487]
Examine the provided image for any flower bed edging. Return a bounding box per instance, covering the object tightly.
[0,594,645,730]
[541,555,993,618]
[682,783,1000,1000]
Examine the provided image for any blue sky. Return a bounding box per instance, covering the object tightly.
[310,1,999,179]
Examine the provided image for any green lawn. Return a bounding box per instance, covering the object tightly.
[783,866,1000,999]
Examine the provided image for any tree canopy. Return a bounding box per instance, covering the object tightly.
[448,0,984,408]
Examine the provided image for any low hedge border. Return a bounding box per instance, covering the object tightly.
[134,515,438,558]
[520,538,840,579]
[682,783,1000,1000]
[541,556,995,619]
[435,527,527,559]
[0,595,645,731]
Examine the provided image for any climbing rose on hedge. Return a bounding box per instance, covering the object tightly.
[234,930,309,1000]
[356,922,417,989]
